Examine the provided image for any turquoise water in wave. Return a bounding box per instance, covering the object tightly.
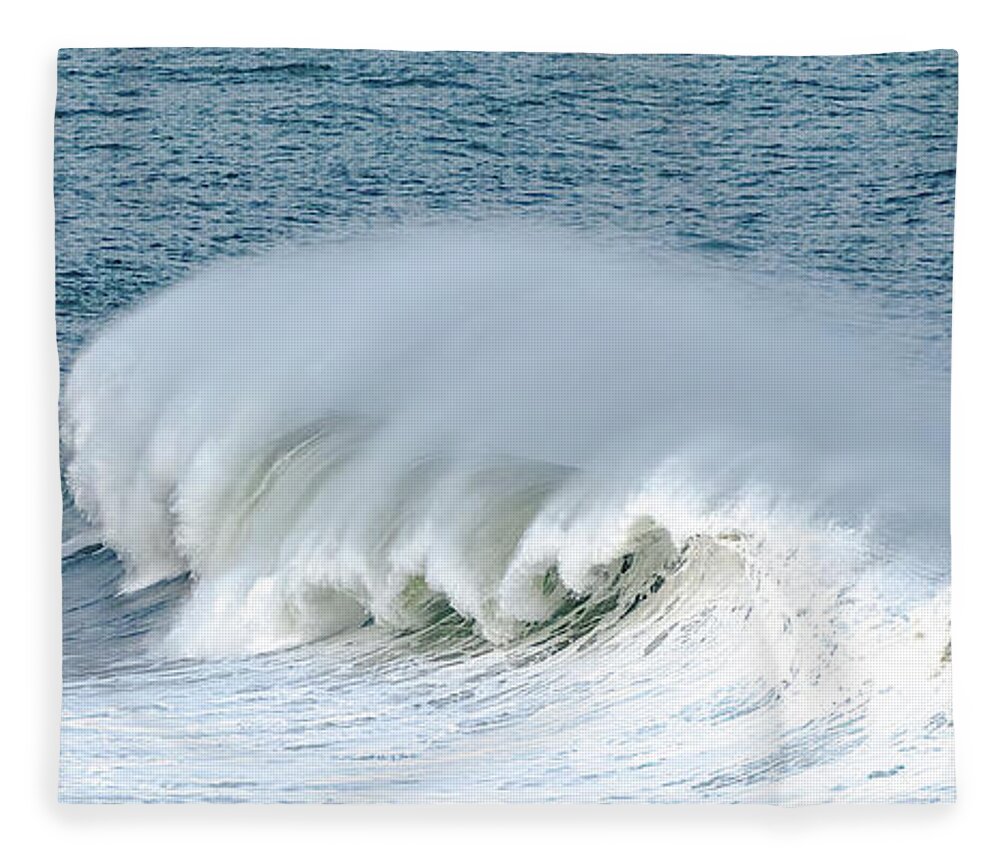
[57,49,956,803]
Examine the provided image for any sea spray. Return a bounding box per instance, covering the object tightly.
[62,221,949,657]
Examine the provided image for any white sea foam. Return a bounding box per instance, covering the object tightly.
[61,221,949,657]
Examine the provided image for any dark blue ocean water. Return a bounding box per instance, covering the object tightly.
[56,49,957,803]
[55,49,956,369]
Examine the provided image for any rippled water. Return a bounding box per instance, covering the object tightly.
[55,49,956,366]
[57,48,956,803]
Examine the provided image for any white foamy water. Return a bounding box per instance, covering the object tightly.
[59,223,953,802]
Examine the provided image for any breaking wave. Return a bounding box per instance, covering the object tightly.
[61,221,949,659]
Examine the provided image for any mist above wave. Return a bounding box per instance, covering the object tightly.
[61,221,949,655]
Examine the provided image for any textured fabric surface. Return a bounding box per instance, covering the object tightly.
[57,49,956,803]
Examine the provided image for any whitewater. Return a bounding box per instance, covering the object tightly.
[59,222,953,802]
[55,49,956,803]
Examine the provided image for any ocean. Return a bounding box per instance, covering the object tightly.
[56,48,957,802]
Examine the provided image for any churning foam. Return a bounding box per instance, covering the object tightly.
[61,221,949,657]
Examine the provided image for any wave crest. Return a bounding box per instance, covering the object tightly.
[61,222,949,657]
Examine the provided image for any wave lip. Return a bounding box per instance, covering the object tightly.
[61,221,950,657]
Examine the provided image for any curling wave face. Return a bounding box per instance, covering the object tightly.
[61,223,949,659]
